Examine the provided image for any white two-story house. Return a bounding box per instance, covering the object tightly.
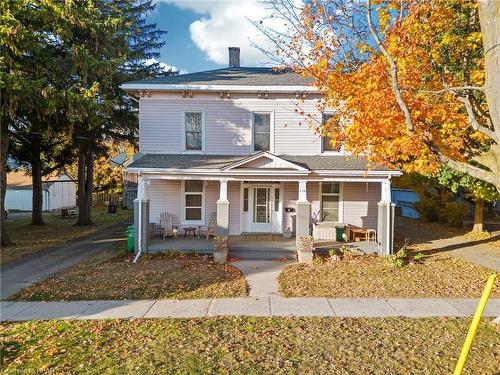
[122,47,400,257]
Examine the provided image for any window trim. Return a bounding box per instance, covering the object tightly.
[181,180,205,225]
[321,112,344,155]
[319,182,344,223]
[251,111,274,153]
[181,111,205,154]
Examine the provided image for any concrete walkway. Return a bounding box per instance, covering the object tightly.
[0,223,127,299]
[428,232,500,272]
[230,260,290,297]
[1,298,499,321]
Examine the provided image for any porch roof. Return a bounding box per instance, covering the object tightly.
[127,153,395,173]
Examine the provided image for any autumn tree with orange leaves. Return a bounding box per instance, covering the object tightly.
[255,0,499,194]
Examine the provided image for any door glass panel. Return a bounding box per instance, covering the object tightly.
[253,188,269,223]
[274,188,279,212]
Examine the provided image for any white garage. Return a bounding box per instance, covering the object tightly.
[5,171,77,212]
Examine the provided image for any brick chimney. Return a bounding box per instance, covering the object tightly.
[228,47,240,68]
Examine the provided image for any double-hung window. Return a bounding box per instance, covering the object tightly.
[253,113,271,152]
[183,180,204,223]
[322,113,342,152]
[184,112,203,151]
[321,182,341,222]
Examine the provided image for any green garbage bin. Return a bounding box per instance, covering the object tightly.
[335,225,345,242]
[127,225,135,252]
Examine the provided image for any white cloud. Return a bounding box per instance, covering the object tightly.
[144,58,188,74]
[163,0,295,66]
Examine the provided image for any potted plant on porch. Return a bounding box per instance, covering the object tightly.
[213,236,228,264]
[297,236,314,264]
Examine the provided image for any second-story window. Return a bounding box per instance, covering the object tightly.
[253,113,271,152]
[184,112,203,151]
[322,113,342,153]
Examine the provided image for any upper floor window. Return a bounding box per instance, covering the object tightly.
[322,113,342,153]
[183,112,204,152]
[253,113,271,152]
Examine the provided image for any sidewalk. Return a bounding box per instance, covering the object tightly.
[231,260,288,297]
[1,223,126,299]
[2,297,499,321]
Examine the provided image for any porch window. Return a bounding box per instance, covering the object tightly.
[183,180,204,222]
[184,112,203,151]
[322,113,341,152]
[253,113,271,151]
[321,182,340,222]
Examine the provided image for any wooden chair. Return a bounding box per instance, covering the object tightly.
[198,212,217,240]
[160,212,177,239]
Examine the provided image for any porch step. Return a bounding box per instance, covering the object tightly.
[230,247,296,261]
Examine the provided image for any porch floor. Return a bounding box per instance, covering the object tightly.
[147,235,379,257]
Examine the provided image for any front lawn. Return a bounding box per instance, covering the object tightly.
[1,206,133,265]
[12,251,247,300]
[279,252,499,298]
[1,317,499,374]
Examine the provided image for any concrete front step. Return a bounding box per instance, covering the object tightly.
[230,248,296,260]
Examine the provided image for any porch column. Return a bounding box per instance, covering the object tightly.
[216,179,230,236]
[296,180,310,246]
[134,175,150,254]
[377,178,395,255]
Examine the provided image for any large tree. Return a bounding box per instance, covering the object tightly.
[255,0,499,193]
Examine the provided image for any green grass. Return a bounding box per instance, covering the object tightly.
[1,317,499,374]
[1,206,133,265]
[279,253,499,298]
[12,251,247,301]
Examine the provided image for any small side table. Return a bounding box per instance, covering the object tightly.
[184,227,196,237]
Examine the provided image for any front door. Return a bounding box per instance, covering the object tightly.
[251,187,272,232]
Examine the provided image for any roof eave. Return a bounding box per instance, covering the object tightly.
[120,83,318,93]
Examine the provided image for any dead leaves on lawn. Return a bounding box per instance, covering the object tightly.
[12,252,247,301]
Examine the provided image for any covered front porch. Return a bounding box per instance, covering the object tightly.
[131,152,399,258]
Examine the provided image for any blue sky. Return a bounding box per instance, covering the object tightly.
[147,0,282,73]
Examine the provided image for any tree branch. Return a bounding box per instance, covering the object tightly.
[366,0,414,133]
[418,85,484,94]
[457,95,498,143]
[438,153,497,186]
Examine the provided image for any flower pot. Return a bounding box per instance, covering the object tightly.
[213,251,228,264]
[297,250,313,264]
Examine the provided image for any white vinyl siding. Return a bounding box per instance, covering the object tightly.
[138,93,321,155]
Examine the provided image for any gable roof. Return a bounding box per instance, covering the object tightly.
[221,152,308,171]
[123,67,314,88]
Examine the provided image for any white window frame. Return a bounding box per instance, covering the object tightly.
[319,182,344,223]
[252,111,274,153]
[181,111,205,153]
[321,112,344,155]
[181,180,205,225]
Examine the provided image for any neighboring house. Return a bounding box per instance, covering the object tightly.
[110,152,142,209]
[5,171,77,212]
[122,47,401,255]
[391,188,420,219]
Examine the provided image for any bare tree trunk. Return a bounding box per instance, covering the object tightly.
[76,139,94,226]
[472,199,484,233]
[1,123,13,246]
[31,134,44,225]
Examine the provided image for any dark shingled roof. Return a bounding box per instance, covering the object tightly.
[128,153,392,171]
[124,67,314,87]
